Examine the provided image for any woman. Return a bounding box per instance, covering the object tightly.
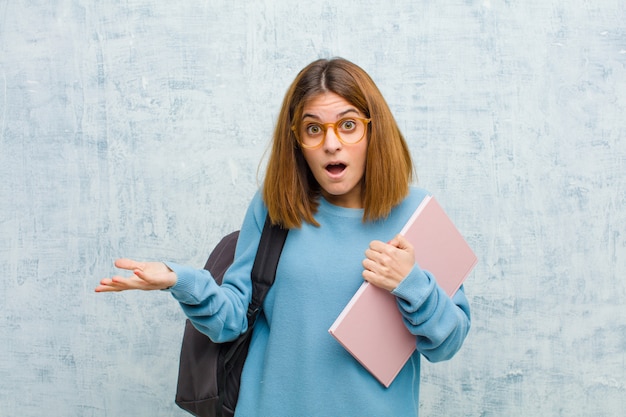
[96,57,471,416]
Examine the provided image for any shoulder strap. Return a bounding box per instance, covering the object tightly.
[247,215,288,327]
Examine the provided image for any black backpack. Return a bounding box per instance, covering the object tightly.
[175,216,288,417]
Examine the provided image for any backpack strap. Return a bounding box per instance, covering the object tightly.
[222,215,287,365]
[247,215,288,327]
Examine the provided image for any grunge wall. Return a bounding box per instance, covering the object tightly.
[0,1,624,415]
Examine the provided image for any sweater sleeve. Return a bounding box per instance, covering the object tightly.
[165,192,267,342]
[391,265,471,363]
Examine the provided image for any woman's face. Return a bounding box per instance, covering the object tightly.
[298,92,368,209]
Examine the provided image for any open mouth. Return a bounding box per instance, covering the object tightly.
[325,163,347,175]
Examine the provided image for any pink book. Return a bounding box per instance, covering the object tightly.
[328,195,477,387]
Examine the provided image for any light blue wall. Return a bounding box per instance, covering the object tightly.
[1,1,624,416]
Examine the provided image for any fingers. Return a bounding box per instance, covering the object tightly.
[94,275,139,292]
[364,239,402,266]
[95,277,124,292]
[362,240,397,291]
[362,262,396,292]
[94,278,116,293]
[362,237,416,291]
[94,259,143,292]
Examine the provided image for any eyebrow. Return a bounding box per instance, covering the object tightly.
[301,108,360,120]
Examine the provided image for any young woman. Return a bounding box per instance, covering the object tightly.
[96,58,471,416]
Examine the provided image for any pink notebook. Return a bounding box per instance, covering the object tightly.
[328,195,477,387]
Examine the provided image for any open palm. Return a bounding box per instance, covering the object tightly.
[95,258,177,292]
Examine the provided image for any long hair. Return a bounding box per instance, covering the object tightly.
[263,58,415,228]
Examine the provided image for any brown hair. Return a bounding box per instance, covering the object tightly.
[263,58,415,228]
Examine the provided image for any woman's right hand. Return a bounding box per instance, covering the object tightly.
[95,259,177,292]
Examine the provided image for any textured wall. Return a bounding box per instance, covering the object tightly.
[1,1,624,416]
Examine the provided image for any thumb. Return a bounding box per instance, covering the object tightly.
[114,258,144,272]
[388,234,411,250]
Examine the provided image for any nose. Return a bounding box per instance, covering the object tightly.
[323,127,342,152]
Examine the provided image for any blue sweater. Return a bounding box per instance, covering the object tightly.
[168,187,471,417]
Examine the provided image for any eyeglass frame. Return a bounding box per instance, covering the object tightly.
[291,117,372,149]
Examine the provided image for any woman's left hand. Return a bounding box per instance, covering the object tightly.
[362,234,416,292]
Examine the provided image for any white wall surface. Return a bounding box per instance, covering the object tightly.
[0,1,624,416]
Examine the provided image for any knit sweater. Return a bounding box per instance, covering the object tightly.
[167,187,471,417]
